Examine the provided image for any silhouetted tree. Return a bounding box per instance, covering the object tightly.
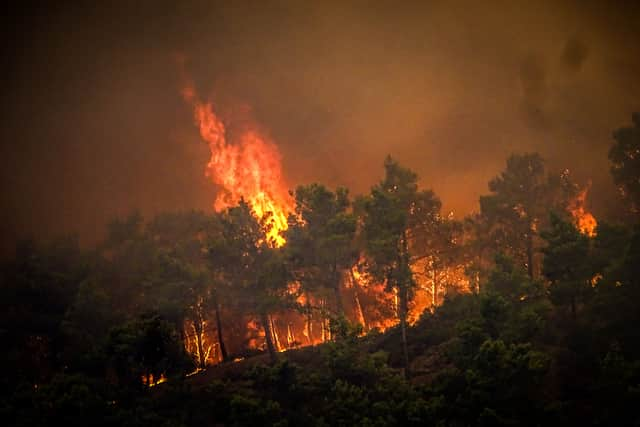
[361,156,440,374]
[479,153,575,279]
[104,313,192,387]
[541,213,594,320]
[0,237,89,386]
[285,184,357,340]
[412,211,466,307]
[211,201,292,363]
[609,112,640,217]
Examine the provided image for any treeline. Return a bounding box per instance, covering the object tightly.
[1,114,639,426]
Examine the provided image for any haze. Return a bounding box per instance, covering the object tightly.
[2,0,639,252]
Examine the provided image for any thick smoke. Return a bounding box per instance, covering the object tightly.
[1,0,639,254]
[562,37,589,72]
[519,53,549,130]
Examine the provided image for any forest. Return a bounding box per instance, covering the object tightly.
[1,113,639,426]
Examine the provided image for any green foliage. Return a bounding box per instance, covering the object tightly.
[361,156,441,372]
[104,313,193,387]
[479,293,510,338]
[286,183,357,315]
[0,237,89,387]
[229,395,286,427]
[212,200,292,314]
[33,374,114,427]
[609,112,640,215]
[485,253,540,300]
[329,315,363,341]
[5,150,640,427]
[210,200,293,361]
[362,157,440,293]
[541,213,594,319]
[478,153,578,278]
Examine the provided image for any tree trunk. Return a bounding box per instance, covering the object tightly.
[399,230,411,377]
[287,323,294,348]
[261,313,277,363]
[350,268,367,330]
[398,286,410,378]
[526,230,535,279]
[193,318,206,369]
[178,323,186,347]
[333,266,344,316]
[432,265,438,308]
[320,298,330,342]
[306,292,313,344]
[475,246,486,294]
[354,288,367,331]
[270,315,282,351]
[214,298,228,362]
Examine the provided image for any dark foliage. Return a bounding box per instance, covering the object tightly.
[2,140,640,426]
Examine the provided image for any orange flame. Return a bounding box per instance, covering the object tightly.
[142,373,167,387]
[568,186,597,237]
[181,82,291,246]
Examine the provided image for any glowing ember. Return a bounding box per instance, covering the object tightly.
[181,83,292,246]
[186,368,204,377]
[183,317,218,366]
[173,69,474,360]
[142,373,167,387]
[568,187,597,237]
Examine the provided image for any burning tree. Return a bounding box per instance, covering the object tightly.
[210,200,293,363]
[142,211,226,368]
[477,153,591,279]
[181,75,292,247]
[410,208,469,315]
[360,156,441,374]
[285,184,358,341]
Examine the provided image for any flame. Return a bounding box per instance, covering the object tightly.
[186,368,205,377]
[568,187,597,237]
[349,262,399,331]
[179,258,472,369]
[183,318,219,366]
[408,263,471,324]
[181,83,291,246]
[142,373,167,387]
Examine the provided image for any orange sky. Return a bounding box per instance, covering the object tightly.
[1,0,639,253]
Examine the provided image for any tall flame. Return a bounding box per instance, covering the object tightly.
[568,186,597,237]
[181,84,291,246]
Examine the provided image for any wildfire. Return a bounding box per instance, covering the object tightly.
[175,62,469,367]
[568,186,597,237]
[181,82,292,246]
[142,373,167,387]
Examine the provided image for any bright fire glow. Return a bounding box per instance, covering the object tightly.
[568,187,597,237]
[181,84,292,246]
[142,373,167,387]
[175,61,471,369]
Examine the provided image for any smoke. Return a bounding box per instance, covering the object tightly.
[519,53,549,129]
[1,0,639,253]
[562,37,590,72]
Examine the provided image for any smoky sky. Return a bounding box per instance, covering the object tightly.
[2,0,639,252]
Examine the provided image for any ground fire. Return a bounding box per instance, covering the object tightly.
[174,80,604,370]
[176,79,488,367]
[5,3,640,424]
